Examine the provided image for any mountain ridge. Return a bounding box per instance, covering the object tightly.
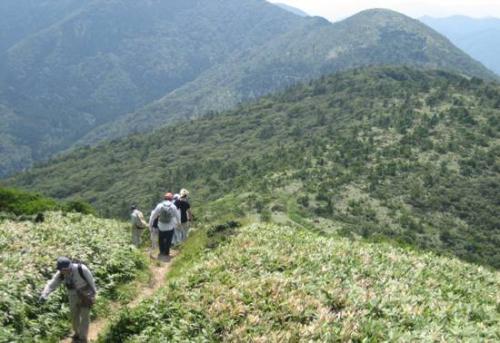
[7,66,500,269]
[274,2,309,17]
[0,4,497,177]
[77,8,497,146]
[420,15,500,75]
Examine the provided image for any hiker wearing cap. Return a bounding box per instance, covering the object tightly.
[130,205,148,247]
[149,192,180,259]
[39,257,97,343]
[174,188,193,243]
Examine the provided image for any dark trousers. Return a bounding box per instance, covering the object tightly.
[158,229,174,256]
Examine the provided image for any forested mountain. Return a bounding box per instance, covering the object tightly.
[421,16,500,75]
[0,1,496,177]
[79,8,496,145]
[0,0,85,54]
[7,67,500,269]
[0,0,301,177]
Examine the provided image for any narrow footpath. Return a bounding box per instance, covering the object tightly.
[61,252,176,343]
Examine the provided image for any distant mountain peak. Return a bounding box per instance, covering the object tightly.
[274,3,309,17]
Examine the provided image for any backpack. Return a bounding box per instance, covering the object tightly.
[131,211,146,229]
[76,264,96,307]
[158,203,173,223]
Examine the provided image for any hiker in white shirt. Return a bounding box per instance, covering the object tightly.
[149,192,180,260]
[40,257,96,343]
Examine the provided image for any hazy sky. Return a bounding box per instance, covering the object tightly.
[268,0,500,21]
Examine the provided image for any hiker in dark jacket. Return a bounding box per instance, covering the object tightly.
[149,192,180,260]
[40,257,97,343]
[174,188,193,243]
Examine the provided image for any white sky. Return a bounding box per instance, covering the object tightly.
[268,0,500,21]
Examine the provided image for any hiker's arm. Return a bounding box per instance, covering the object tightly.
[138,211,148,228]
[187,208,193,221]
[41,271,62,299]
[81,265,97,294]
[149,206,160,228]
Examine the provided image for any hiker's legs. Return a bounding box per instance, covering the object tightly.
[132,227,141,247]
[150,228,159,254]
[179,222,189,242]
[78,305,90,343]
[172,227,181,245]
[158,230,167,255]
[68,291,80,337]
[164,229,174,255]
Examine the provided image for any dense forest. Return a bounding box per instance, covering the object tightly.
[0,1,496,177]
[7,67,500,269]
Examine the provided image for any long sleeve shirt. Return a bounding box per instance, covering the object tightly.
[131,209,148,229]
[41,263,97,299]
[149,200,180,232]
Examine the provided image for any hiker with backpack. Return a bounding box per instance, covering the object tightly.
[149,192,180,260]
[130,205,148,247]
[39,257,96,343]
[174,188,193,243]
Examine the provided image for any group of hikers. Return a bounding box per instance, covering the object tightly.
[131,188,193,260]
[38,189,193,343]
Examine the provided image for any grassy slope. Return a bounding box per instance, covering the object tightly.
[100,224,500,342]
[8,67,500,269]
[0,212,147,342]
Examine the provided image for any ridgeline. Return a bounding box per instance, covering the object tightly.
[7,66,500,269]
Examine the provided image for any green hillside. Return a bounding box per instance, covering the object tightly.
[0,212,147,342]
[1,3,496,177]
[0,186,95,218]
[100,224,500,342]
[8,67,500,269]
[0,0,302,177]
[0,0,84,54]
[80,8,497,145]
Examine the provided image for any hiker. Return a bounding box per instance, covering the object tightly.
[149,214,160,257]
[174,188,193,243]
[130,205,148,247]
[172,194,182,246]
[149,192,180,260]
[39,257,97,343]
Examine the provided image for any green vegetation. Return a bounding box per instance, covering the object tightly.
[9,67,499,269]
[83,8,497,146]
[0,186,95,218]
[1,1,496,177]
[100,224,500,342]
[0,0,303,177]
[0,212,147,342]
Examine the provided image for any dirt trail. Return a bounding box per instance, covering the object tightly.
[61,251,176,343]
